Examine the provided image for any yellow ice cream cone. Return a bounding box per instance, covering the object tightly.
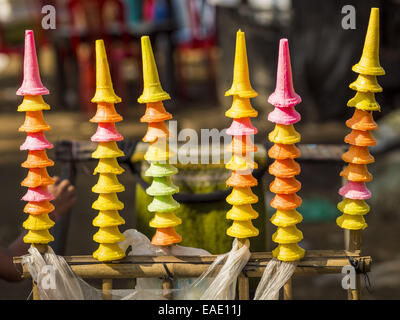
[92,193,124,211]
[138,36,171,103]
[270,209,303,227]
[226,204,259,221]
[149,212,182,228]
[336,214,367,230]
[93,226,125,243]
[92,173,125,193]
[92,141,124,159]
[93,210,125,227]
[91,40,121,103]
[18,95,50,112]
[352,8,385,76]
[347,92,381,112]
[144,139,173,161]
[272,226,303,244]
[225,30,258,98]
[24,229,54,244]
[226,187,258,205]
[225,96,258,118]
[23,213,55,230]
[226,154,257,171]
[349,74,382,93]
[227,220,259,238]
[337,198,370,216]
[272,243,305,262]
[93,243,125,261]
[93,158,125,175]
[268,124,301,144]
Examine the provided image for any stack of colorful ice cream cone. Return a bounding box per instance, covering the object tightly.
[337,8,384,230]
[268,39,305,262]
[90,40,126,261]
[139,36,182,246]
[225,30,259,239]
[18,30,55,245]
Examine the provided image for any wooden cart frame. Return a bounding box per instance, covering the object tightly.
[13,142,370,300]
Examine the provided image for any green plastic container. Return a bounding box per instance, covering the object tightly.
[132,143,267,254]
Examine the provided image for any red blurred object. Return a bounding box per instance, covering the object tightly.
[176,0,216,99]
[66,0,129,115]
[143,0,156,22]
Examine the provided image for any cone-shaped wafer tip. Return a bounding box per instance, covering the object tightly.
[268,38,301,108]
[138,36,170,103]
[352,8,385,76]
[225,30,257,98]
[91,40,122,103]
[17,30,49,96]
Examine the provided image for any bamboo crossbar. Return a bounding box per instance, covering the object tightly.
[14,249,371,280]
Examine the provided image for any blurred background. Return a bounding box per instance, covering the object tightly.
[0,0,400,299]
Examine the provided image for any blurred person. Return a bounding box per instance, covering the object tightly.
[0,177,76,282]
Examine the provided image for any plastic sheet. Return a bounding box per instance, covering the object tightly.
[21,229,210,300]
[177,238,250,300]
[254,259,296,300]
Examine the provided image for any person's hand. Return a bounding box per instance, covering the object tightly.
[48,177,77,220]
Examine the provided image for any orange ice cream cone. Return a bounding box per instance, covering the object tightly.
[268,143,300,159]
[21,168,54,188]
[226,136,257,155]
[142,121,169,143]
[226,171,258,188]
[151,227,182,246]
[268,159,300,178]
[342,145,375,164]
[24,201,54,215]
[21,150,54,168]
[340,163,372,182]
[270,193,302,210]
[90,103,123,123]
[270,177,301,194]
[19,111,51,132]
[141,102,172,123]
[346,109,378,131]
[345,129,376,146]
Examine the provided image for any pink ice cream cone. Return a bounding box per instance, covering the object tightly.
[339,181,371,200]
[20,132,53,150]
[226,117,257,136]
[22,186,55,202]
[16,30,49,96]
[91,122,123,142]
[268,39,301,108]
[268,106,301,125]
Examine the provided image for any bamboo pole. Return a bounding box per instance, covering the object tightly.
[238,273,250,300]
[283,278,293,300]
[31,244,48,300]
[14,250,370,280]
[346,230,362,300]
[162,278,174,300]
[102,279,113,300]
[32,280,40,300]
[237,238,250,300]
